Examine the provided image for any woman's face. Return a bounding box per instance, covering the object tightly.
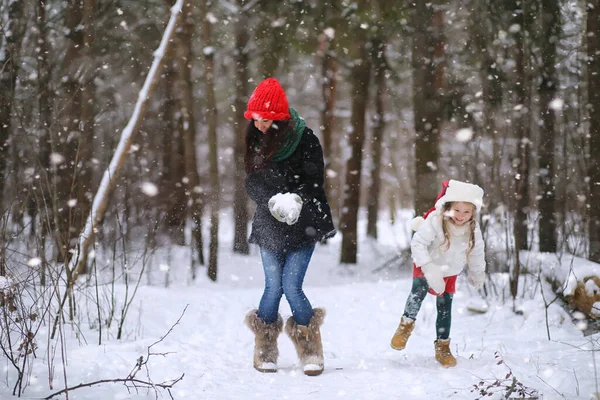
[446,202,474,226]
[254,118,273,133]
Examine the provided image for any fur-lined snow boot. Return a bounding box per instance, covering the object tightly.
[245,309,283,373]
[391,316,415,350]
[434,338,457,368]
[285,308,326,376]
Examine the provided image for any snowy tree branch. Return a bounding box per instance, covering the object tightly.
[69,0,185,281]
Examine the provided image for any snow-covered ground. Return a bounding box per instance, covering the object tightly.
[1,214,598,399]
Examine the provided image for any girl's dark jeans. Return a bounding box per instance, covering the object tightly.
[403,277,453,340]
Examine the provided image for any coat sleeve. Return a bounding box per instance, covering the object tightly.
[245,167,286,205]
[467,223,486,274]
[410,212,438,267]
[295,129,325,203]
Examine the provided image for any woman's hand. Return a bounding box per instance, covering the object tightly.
[268,193,303,225]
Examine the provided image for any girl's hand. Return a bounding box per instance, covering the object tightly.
[468,270,485,289]
[421,263,446,294]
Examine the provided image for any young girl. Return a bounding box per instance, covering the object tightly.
[390,179,486,367]
[243,78,336,376]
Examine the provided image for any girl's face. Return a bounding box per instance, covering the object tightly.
[446,202,474,226]
[254,118,273,133]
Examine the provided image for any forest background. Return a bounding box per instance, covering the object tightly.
[1,0,600,397]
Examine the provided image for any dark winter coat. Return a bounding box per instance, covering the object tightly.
[246,127,336,253]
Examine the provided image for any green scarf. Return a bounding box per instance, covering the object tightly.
[271,108,305,162]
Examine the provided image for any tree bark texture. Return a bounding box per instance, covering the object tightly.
[366,36,386,239]
[201,0,221,282]
[0,0,26,210]
[412,2,445,216]
[232,0,250,255]
[538,0,559,253]
[587,0,600,262]
[173,0,206,270]
[339,15,370,264]
[164,0,188,246]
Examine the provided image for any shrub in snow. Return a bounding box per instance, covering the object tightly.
[471,352,540,399]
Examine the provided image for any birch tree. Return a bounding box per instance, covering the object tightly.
[71,0,185,279]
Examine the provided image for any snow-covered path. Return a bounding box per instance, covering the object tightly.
[3,234,598,400]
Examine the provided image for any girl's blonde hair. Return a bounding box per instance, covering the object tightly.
[440,202,477,259]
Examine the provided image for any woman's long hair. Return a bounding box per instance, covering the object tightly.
[440,202,477,260]
[244,119,292,173]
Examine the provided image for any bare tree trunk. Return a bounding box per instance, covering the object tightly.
[471,0,500,196]
[366,36,386,239]
[232,0,250,255]
[318,6,339,223]
[510,1,532,301]
[412,2,445,215]
[259,20,285,77]
[164,0,187,246]
[513,3,533,253]
[587,0,600,262]
[538,0,559,253]
[0,0,26,209]
[35,0,54,285]
[339,7,370,264]
[172,0,204,266]
[200,0,220,281]
[54,0,84,264]
[76,0,97,273]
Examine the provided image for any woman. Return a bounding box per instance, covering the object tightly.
[243,78,336,376]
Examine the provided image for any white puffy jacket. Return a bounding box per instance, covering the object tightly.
[410,210,486,277]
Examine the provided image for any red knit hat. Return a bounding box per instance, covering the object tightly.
[244,78,291,121]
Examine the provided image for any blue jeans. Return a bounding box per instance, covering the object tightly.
[257,244,316,326]
[402,277,453,340]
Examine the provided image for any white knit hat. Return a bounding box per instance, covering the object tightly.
[410,179,484,231]
[434,179,484,212]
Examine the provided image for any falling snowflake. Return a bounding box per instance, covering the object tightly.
[28,258,42,267]
[455,128,474,142]
[324,27,335,40]
[50,153,65,166]
[549,98,564,110]
[426,161,438,171]
[141,182,159,197]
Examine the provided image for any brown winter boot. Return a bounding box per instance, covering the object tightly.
[390,316,415,350]
[245,309,283,373]
[285,308,326,376]
[434,338,457,368]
